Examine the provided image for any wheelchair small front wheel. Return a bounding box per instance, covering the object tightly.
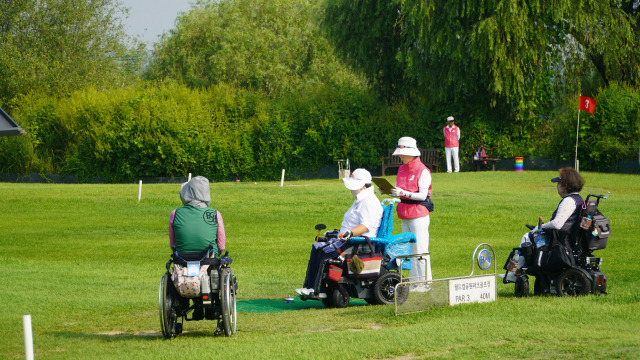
[514,275,529,298]
[332,283,350,308]
[320,282,335,308]
[221,269,237,336]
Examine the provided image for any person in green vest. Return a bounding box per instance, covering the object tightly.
[169,176,226,256]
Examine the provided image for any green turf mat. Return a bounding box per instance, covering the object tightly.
[237,297,368,313]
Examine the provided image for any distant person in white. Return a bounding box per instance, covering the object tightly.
[444,116,461,173]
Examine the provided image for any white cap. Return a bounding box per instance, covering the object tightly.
[392,137,421,157]
[447,116,455,121]
[342,168,372,190]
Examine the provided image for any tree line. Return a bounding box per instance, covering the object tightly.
[1,0,639,181]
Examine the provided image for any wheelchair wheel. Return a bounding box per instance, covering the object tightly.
[556,268,591,297]
[159,273,181,339]
[373,271,408,305]
[221,269,237,336]
[332,283,350,308]
[514,275,529,298]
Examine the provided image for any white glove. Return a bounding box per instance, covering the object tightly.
[390,187,406,197]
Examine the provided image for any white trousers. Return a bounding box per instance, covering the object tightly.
[402,215,431,281]
[445,147,460,173]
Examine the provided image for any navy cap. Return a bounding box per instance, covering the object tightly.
[551,177,561,183]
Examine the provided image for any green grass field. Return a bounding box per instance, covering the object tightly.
[1,171,639,359]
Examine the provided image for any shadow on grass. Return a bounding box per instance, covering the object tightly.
[50,329,222,341]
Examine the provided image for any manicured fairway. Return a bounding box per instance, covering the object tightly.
[1,171,638,359]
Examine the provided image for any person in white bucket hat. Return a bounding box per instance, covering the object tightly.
[444,116,461,173]
[295,168,383,297]
[383,137,433,289]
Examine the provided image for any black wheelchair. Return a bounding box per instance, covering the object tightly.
[299,200,416,308]
[159,247,238,338]
[502,193,611,297]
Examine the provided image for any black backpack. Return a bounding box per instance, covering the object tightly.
[576,194,611,254]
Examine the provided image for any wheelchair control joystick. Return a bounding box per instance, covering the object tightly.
[315,223,327,241]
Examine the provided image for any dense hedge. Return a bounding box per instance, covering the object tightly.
[2,81,638,182]
[1,82,418,181]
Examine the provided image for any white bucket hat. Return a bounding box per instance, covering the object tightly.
[392,137,421,157]
[343,168,372,190]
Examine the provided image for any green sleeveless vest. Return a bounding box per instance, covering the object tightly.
[173,206,219,255]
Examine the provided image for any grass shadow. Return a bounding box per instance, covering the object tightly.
[50,329,223,341]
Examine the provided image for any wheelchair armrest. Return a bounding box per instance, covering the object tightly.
[387,232,417,244]
[346,236,367,245]
[349,233,416,246]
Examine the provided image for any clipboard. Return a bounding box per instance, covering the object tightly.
[372,177,394,194]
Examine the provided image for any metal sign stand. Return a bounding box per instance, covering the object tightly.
[394,243,497,316]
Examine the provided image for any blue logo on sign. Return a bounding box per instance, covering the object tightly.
[477,249,492,270]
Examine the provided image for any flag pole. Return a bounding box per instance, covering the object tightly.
[575,94,581,170]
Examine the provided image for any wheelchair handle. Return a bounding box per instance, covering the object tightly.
[586,192,610,207]
[220,251,232,266]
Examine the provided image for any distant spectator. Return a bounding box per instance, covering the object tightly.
[444,116,461,173]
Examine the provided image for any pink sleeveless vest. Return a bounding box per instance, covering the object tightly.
[396,157,431,219]
[444,125,459,148]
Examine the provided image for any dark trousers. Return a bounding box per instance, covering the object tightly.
[303,240,344,289]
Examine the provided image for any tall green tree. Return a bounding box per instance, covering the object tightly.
[145,0,366,97]
[323,0,640,109]
[0,0,146,107]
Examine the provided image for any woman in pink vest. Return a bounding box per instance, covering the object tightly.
[444,116,460,173]
[387,137,433,286]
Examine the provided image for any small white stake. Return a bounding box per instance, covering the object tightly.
[23,315,33,360]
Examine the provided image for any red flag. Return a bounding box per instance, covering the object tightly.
[579,96,596,114]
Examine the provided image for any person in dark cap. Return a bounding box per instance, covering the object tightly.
[500,167,584,282]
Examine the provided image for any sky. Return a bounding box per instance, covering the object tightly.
[120,0,194,47]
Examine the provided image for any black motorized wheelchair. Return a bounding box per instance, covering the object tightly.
[159,245,238,338]
[502,193,611,297]
[299,200,416,308]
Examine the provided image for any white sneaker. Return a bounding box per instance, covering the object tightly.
[295,288,306,296]
[302,288,314,295]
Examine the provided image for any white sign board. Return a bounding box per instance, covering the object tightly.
[449,275,496,306]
